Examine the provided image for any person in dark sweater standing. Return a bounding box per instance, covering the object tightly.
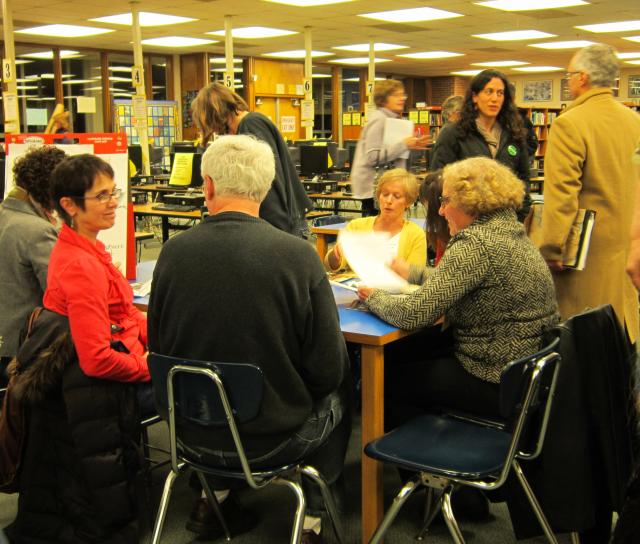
[148,134,351,544]
[191,82,312,238]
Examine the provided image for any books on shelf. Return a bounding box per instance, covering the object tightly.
[528,203,596,271]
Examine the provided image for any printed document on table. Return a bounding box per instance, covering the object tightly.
[339,230,409,294]
[383,118,414,159]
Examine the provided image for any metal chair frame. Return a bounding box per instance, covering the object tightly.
[150,361,345,544]
[366,342,562,544]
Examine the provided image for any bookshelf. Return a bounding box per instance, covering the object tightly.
[521,107,561,175]
[408,106,442,140]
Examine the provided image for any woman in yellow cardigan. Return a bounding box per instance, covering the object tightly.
[325,168,426,272]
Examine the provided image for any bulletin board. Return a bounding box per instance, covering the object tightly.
[113,99,178,169]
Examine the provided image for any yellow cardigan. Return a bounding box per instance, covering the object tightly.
[324,216,427,272]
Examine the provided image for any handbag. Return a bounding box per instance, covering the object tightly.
[0,307,43,492]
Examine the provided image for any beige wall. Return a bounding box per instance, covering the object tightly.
[510,67,640,109]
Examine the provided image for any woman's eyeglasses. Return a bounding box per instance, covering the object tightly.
[77,188,123,204]
[439,195,452,206]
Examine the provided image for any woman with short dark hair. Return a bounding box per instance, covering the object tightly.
[431,70,531,220]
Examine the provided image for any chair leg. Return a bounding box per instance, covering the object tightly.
[512,460,559,544]
[196,471,231,541]
[150,469,179,544]
[570,532,581,544]
[416,488,444,540]
[368,475,422,544]
[441,485,465,544]
[274,477,306,544]
[300,465,345,544]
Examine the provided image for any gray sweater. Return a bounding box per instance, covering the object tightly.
[366,209,559,383]
[0,193,57,357]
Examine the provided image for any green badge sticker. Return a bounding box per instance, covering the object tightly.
[507,145,518,157]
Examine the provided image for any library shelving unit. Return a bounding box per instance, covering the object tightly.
[521,107,562,175]
[408,106,442,140]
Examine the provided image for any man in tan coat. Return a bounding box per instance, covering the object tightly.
[538,43,640,343]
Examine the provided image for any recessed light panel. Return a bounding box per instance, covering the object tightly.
[451,70,482,76]
[513,66,563,72]
[16,24,114,37]
[474,30,556,41]
[359,7,462,23]
[312,74,332,78]
[210,67,244,73]
[20,50,81,59]
[208,26,297,39]
[476,0,588,10]
[398,51,463,59]
[262,50,334,58]
[209,57,243,64]
[624,36,640,43]
[576,20,640,33]
[90,12,196,26]
[626,60,640,65]
[328,57,390,65]
[333,43,407,52]
[617,52,640,59]
[141,37,217,47]
[265,0,353,5]
[472,60,529,67]
[529,40,595,49]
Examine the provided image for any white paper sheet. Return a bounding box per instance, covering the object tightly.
[383,118,413,160]
[339,230,409,294]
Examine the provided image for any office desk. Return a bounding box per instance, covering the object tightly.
[133,203,201,243]
[307,191,365,216]
[312,217,426,261]
[132,261,412,543]
[132,183,196,203]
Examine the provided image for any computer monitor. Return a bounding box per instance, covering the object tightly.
[168,152,203,188]
[127,144,142,175]
[171,141,197,154]
[300,145,330,178]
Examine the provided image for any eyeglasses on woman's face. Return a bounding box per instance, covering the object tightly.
[77,187,123,204]
[439,195,452,207]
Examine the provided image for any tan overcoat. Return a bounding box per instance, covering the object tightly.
[538,88,640,342]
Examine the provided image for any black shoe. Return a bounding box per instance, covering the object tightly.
[185,494,259,538]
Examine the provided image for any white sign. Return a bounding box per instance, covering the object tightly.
[364,102,377,120]
[3,92,18,121]
[276,83,285,94]
[280,115,296,133]
[2,58,14,83]
[77,96,96,114]
[132,95,147,128]
[296,84,304,95]
[301,99,315,121]
[131,65,144,88]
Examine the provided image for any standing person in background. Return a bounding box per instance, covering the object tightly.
[419,169,450,265]
[0,146,67,382]
[350,79,429,216]
[191,83,312,238]
[441,95,463,126]
[538,44,640,356]
[431,70,531,220]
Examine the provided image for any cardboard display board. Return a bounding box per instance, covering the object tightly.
[5,133,135,279]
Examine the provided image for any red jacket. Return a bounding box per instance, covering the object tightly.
[44,224,149,382]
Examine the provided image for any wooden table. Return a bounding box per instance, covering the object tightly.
[133,203,201,243]
[132,261,414,543]
[307,191,366,215]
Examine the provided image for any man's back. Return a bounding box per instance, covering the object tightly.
[148,212,348,446]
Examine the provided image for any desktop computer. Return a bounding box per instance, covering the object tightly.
[300,145,330,178]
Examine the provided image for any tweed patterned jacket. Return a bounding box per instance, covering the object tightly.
[365,209,559,383]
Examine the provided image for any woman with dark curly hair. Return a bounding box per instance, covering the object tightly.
[0,145,67,368]
[430,70,531,220]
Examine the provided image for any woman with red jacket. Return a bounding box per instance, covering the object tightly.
[45,154,150,383]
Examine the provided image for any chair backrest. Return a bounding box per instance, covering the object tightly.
[498,337,561,471]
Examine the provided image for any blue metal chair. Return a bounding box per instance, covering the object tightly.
[147,353,345,544]
[364,338,561,544]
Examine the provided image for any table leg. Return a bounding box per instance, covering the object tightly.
[315,234,328,261]
[361,344,385,544]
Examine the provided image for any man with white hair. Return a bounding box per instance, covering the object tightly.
[148,135,351,544]
[537,44,640,351]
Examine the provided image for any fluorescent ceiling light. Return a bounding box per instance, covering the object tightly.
[475,30,555,40]
[312,73,332,78]
[265,0,353,5]
[15,59,33,65]
[109,66,133,72]
[333,43,407,52]
[624,36,640,43]
[30,73,73,79]
[210,67,244,72]
[262,50,334,58]
[472,60,529,67]
[529,40,595,49]
[16,24,114,37]
[626,60,640,65]
[344,76,386,82]
[577,20,640,33]
[209,57,243,64]
[207,26,296,39]
[20,50,81,59]
[328,57,390,65]
[513,65,563,72]
[617,52,640,59]
[16,85,39,90]
[109,76,133,82]
[397,51,463,59]
[90,12,196,26]
[359,7,462,23]
[63,79,94,84]
[84,86,104,91]
[141,36,217,47]
[451,70,482,76]
[476,0,588,11]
